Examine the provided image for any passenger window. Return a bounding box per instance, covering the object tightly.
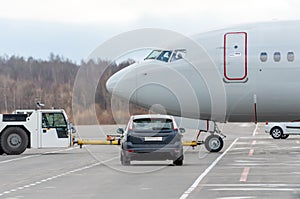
[287,52,295,62]
[273,52,281,62]
[260,52,268,62]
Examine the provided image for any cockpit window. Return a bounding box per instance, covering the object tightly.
[170,49,186,62]
[145,49,186,63]
[157,50,172,62]
[144,50,162,60]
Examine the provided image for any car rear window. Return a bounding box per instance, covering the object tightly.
[133,118,173,131]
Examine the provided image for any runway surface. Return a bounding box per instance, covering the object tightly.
[1,123,300,199]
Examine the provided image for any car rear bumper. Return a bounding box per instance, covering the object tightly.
[123,147,183,161]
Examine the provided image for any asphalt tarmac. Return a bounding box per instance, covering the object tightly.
[1,123,300,199]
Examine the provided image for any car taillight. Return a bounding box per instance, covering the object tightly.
[128,149,134,153]
[266,121,269,125]
[128,120,133,130]
[172,117,178,130]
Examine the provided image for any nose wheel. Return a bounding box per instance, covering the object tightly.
[189,121,226,152]
[204,134,224,152]
[204,122,225,152]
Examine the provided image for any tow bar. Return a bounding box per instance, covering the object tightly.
[75,134,203,149]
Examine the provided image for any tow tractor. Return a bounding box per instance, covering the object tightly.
[0,109,76,155]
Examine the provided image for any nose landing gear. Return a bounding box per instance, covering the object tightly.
[192,121,226,152]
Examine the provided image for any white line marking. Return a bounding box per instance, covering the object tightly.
[0,155,40,164]
[240,123,251,127]
[240,167,250,182]
[232,163,300,166]
[0,155,117,197]
[235,160,264,163]
[212,188,300,191]
[217,197,255,199]
[252,124,258,136]
[179,138,239,199]
[0,147,78,164]
[239,137,271,140]
[204,184,300,187]
[231,147,251,151]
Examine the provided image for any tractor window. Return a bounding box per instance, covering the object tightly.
[42,113,67,128]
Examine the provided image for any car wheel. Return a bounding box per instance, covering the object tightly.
[173,155,183,166]
[205,134,224,152]
[281,134,289,139]
[270,127,283,139]
[121,151,130,166]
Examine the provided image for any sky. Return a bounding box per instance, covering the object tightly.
[0,0,300,63]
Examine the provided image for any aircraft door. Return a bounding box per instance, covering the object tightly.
[40,112,69,147]
[224,32,248,82]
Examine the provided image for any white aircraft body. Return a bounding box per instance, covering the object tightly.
[106,21,300,151]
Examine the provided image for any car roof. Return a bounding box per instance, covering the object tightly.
[131,114,174,120]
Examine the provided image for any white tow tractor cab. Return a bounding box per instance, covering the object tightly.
[0,109,75,155]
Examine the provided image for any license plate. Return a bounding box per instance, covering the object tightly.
[144,137,162,141]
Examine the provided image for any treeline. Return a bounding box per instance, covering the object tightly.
[0,54,143,124]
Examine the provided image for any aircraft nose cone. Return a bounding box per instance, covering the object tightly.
[105,64,137,99]
[106,72,118,94]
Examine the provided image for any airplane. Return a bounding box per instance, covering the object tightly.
[106,20,300,152]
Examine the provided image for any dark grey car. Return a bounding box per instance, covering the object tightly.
[118,114,184,166]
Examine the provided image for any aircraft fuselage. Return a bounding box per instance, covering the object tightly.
[106,21,300,123]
